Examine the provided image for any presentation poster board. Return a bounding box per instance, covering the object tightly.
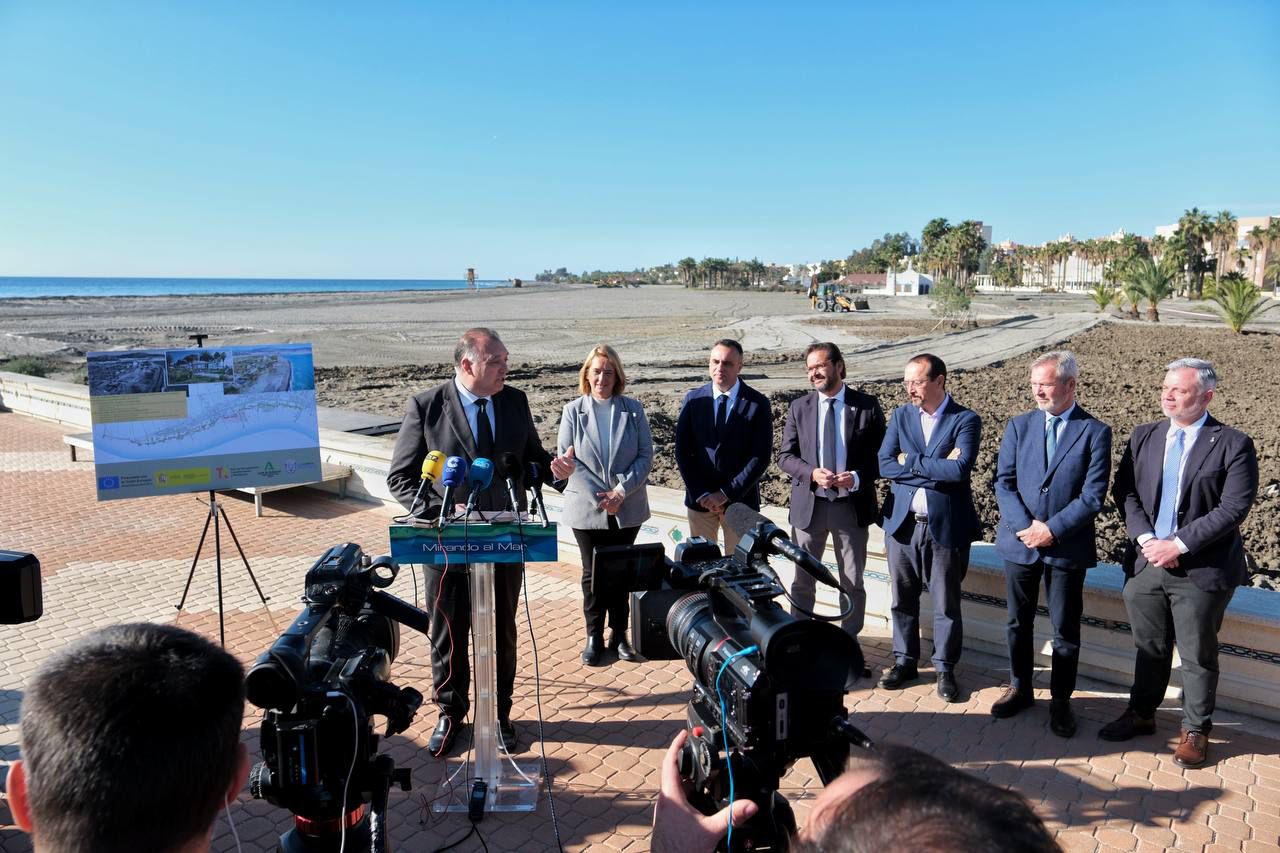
[86,344,322,501]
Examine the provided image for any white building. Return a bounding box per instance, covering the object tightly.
[866,258,932,296]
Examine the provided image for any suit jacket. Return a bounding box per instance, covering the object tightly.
[556,394,652,529]
[674,380,773,510]
[777,385,885,529]
[387,380,554,515]
[878,397,981,549]
[1112,415,1258,592]
[994,406,1112,568]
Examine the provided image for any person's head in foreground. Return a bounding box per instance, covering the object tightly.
[653,731,1060,853]
[8,623,248,853]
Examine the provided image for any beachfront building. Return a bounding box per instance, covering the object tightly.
[860,258,932,296]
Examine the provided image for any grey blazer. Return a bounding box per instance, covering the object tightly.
[556,394,653,529]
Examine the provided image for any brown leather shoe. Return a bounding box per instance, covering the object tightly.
[990,686,1035,719]
[1098,708,1156,741]
[1173,730,1208,767]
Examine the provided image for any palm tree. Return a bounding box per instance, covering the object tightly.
[1212,211,1237,279]
[1126,258,1177,322]
[1087,282,1118,312]
[1177,208,1212,296]
[1211,273,1267,333]
[677,257,697,288]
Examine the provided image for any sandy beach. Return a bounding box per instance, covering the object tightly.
[2,283,1277,581]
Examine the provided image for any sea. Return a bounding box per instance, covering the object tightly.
[0,276,510,299]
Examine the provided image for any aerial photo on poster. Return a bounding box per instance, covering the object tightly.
[86,343,321,500]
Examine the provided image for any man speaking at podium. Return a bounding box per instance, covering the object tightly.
[388,327,558,758]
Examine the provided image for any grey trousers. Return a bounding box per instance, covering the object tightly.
[886,519,969,672]
[1122,564,1235,734]
[790,499,869,641]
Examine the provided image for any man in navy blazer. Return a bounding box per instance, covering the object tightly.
[778,342,885,667]
[992,351,1112,737]
[1101,358,1258,767]
[877,353,980,702]
[675,339,773,553]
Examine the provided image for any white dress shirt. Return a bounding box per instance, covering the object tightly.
[910,394,950,515]
[816,386,860,494]
[1137,411,1209,553]
[453,376,497,447]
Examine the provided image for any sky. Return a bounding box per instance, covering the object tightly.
[1,1,1277,279]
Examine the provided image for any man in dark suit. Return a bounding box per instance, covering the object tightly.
[778,342,885,667]
[675,339,773,553]
[992,351,1112,737]
[387,327,556,757]
[877,353,981,702]
[1101,358,1258,767]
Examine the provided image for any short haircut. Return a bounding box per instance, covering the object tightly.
[19,623,246,853]
[578,343,627,396]
[1166,357,1217,392]
[712,339,744,358]
[1031,350,1079,382]
[454,327,503,367]
[908,353,947,381]
[805,342,846,378]
[794,744,1059,853]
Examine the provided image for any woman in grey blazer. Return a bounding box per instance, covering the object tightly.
[556,344,653,666]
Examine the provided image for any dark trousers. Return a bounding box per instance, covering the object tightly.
[573,522,640,637]
[1004,559,1086,699]
[423,561,523,723]
[886,519,968,671]
[1123,564,1235,734]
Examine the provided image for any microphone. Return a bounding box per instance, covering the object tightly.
[438,456,468,525]
[723,502,843,590]
[407,450,445,518]
[526,462,550,527]
[463,457,494,517]
[499,452,523,514]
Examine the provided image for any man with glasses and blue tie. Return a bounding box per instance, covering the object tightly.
[991,351,1112,738]
[1102,358,1258,767]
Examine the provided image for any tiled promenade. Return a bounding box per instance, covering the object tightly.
[1,410,1277,852]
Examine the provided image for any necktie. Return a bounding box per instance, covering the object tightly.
[475,398,494,459]
[1154,428,1185,539]
[820,398,838,498]
[715,394,728,437]
[1046,415,1062,463]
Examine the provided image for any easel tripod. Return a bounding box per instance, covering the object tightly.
[171,332,271,646]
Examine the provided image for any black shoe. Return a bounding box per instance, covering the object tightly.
[1099,708,1155,742]
[936,672,959,703]
[879,663,919,690]
[990,686,1035,719]
[428,717,458,757]
[581,634,604,666]
[1050,699,1077,738]
[498,717,518,752]
[609,631,639,662]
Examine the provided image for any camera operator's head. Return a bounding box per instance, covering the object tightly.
[794,743,1060,852]
[8,623,248,853]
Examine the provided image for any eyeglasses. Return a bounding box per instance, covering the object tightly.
[806,361,834,374]
[903,378,933,389]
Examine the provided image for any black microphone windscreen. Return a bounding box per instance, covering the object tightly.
[500,452,521,479]
[724,502,771,538]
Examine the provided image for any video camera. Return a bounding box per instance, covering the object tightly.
[596,504,872,852]
[246,543,431,853]
[0,550,42,625]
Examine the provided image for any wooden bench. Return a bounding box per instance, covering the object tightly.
[62,432,353,517]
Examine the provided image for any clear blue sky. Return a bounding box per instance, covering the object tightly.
[2,1,1277,279]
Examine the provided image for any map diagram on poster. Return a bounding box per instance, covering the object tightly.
[86,344,322,501]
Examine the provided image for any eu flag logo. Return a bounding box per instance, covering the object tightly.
[98,476,120,490]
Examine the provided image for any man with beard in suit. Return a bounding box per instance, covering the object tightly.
[1101,358,1258,767]
[778,342,885,680]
